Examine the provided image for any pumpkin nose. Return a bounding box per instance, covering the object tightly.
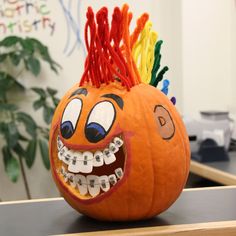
[85,123,106,143]
[60,121,74,139]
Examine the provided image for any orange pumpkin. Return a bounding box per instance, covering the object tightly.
[49,5,190,221]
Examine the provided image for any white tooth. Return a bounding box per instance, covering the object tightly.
[63,171,68,182]
[115,168,123,179]
[113,137,123,148]
[99,175,110,192]
[103,148,116,165]
[77,152,93,173]
[109,174,117,185]
[93,151,104,167]
[109,143,119,153]
[87,175,100,197]
[62,149,73,165]
[67,173,76,188]
[57,136,64,150]
[58,146,68,160]
[76,174,88,195]
[68,152,82,173]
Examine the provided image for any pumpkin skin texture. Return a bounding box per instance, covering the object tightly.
[49,81,190,221]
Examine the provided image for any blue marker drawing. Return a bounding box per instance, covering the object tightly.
[59,0,85,56]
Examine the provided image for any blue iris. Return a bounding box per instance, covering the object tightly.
[60,121,74,139]
[85,122,106,143]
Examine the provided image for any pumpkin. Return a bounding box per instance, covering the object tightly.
[49,5,190,221]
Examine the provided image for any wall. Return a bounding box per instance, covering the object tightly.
[182,0,233,117]
[230,0,236,116]
[152,0,183,112]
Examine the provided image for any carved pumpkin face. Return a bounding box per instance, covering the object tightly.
[50,5,190,221]
[49,81,190,221]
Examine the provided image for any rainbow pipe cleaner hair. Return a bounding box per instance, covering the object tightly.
[80,4,175,102]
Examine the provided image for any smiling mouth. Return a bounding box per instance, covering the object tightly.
[56,135,126,199]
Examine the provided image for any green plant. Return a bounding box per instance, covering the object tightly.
[0,36,61,198]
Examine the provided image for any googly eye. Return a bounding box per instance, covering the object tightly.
[85,101,116,143]
[61,99,82,139]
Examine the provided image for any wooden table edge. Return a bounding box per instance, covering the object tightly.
[1,186,236,206]
[0,197,63,205]
[190,160,236,185]
[52,220,236,236]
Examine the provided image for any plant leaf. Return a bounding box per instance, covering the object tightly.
[11,79,25,90]
[39,139,50,170]
[33,98,45,110]
[9,53,21,66]
[6,122,19,148]
[0,53,7,63]
[26,56,40,76]
[43,106,54,124]
[0,72,25,92]
[0,36,19,47]
[25,139,37,168]
[29,38,47,52]
[2,146,20,182]
[18,134,29,142]
[46,87,60,107]
[0,72,15,91]
[0,122,7,134]
[16,112,37,137]
[31,87,46,99]
[13,142,26,158]
[46,87,57,96]
[19,38,34,54]
[28,38,61,73]
[52,97,60,107]
[0,103,18,112]
[0,122,19,148]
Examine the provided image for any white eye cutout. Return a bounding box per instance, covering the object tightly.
[62,98,82,130]
[87,101,116,132]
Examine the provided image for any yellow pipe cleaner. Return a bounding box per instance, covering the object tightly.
[132,21,158,84]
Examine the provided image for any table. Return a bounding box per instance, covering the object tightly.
[190,152,236,185]
[0,186,236,236]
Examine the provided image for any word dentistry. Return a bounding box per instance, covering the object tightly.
[0,0,56,35]
[0,18,56,35]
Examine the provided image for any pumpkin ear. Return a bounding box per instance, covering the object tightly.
[154,105,175,140]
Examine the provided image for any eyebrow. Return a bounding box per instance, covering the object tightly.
[101,94,124,110]
[69,88,88,98]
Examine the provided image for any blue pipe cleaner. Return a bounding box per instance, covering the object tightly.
[161,79,169,95]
